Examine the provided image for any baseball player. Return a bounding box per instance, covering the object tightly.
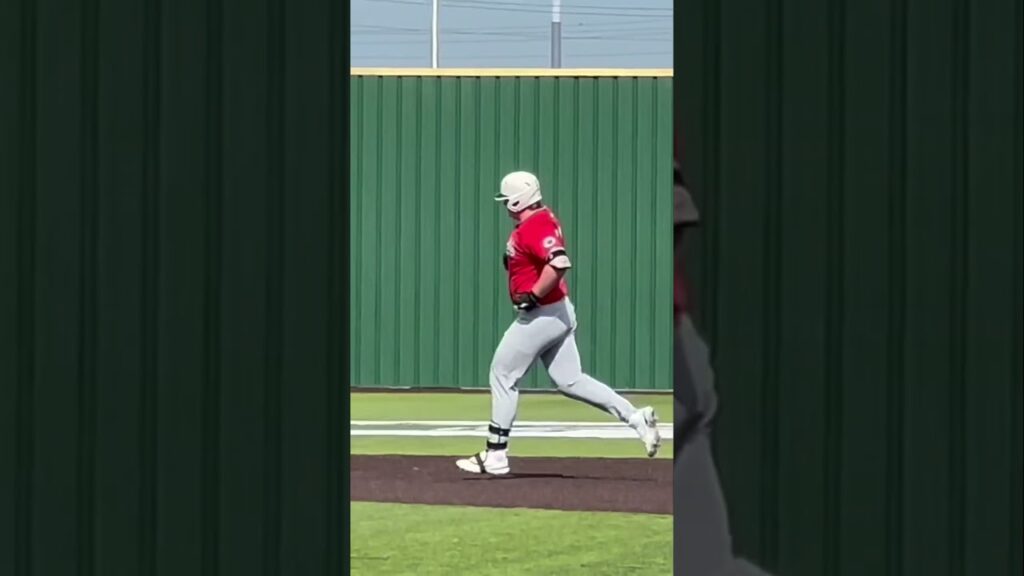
[674,149,773,576]
[456,171,661,475]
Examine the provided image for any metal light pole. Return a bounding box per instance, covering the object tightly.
[550,0,562,68]
[431,0,439,68]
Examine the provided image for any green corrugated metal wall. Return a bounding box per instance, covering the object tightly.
[679,0,1022,574]
[350,72,674,391]
[0,0,346,574]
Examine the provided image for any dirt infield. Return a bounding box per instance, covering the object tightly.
[351,455,671,515]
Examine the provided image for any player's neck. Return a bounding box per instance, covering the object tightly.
[515,206,545,223]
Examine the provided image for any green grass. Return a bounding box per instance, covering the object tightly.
[351,392,673,423]
[351,502,672,576]
[351,436,674,459]
[351,395,674,572]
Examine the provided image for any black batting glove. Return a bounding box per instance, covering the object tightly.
[512,292,540,312]
[502,254,509,270]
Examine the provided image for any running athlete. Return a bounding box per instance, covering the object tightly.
[674,147,772,576]
[456,171,661,475]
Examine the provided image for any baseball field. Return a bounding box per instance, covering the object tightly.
[350,391,674,575]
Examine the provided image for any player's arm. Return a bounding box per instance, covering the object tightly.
[530,264,567,298]
[513,242,571,310]
[529,234,571,298]
[514,262,567,311]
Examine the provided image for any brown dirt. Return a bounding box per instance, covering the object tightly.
[351,455,671,515]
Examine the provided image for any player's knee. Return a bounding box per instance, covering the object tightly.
[553,380,577,395]
[549,370,581,392]
[489,361,516,391]
[489,358,508,378]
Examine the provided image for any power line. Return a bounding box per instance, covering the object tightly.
[447,0,670,13]
[364,0,670,18]
[352,34,670,45]
[355,49,671,60]
[351,26,672,38]
[352,1,671,68]
[350,23,672,44]
[352,20,671,33]
[564,32,671,40]
[454,0,671,10]
[360,0,671,10]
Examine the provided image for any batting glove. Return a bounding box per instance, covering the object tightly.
[502,254,509,270]
[512,292,540,312]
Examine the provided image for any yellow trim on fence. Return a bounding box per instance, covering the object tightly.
[351,68,672,78]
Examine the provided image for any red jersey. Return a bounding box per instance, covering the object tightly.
[673,136,694,317]
[675,268,687,316]
[505,208,570,305]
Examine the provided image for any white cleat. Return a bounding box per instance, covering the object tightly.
[629,406,662,458]
[455,449,511,475]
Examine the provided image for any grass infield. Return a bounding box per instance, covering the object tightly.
[351,502,672,576]
[350,392,674,575]
[351,391,673,423]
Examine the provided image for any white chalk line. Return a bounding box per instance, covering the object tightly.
[351,420,674,440]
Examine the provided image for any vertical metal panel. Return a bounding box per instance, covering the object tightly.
[350,72,674,391]
[0,0,23,572]
[0,0,346,574]
[679,0,1023,574]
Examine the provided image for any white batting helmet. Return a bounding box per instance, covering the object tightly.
[495,171,543,213]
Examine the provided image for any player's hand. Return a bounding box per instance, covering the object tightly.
[502,254,509,270]
[512,292,540,311]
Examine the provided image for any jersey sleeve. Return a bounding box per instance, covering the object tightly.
[524,218,572,269]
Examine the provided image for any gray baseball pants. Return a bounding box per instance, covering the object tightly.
[675,313,773,576]
[487,297,638,447]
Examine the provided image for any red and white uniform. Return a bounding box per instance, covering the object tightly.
[504,208,570,306]
[460,171,659,478]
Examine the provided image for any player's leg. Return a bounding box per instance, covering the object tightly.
[674,310,731,573]
[539,318,662,457]
[456,311,567,474]
[675,412,733,575]
[540,332,638,422]
[485,321,541,445]
[676,313,718,448]
[675,416,770,576]
[675,314,773,575]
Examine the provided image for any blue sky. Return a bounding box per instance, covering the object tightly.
[351,0,672,68]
